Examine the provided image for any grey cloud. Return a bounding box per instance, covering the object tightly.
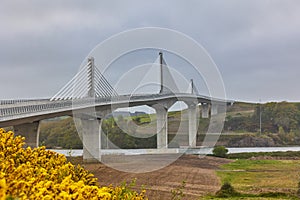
[0,0,300,102]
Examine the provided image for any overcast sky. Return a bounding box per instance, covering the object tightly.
[1,0,300,103]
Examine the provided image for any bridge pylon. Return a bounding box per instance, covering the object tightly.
[87,57,96,98]
[158,52,179,94]
[50,58,118,101]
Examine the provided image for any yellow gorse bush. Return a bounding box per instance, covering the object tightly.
[0,128,147,200]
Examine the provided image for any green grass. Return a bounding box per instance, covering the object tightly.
[131,114,153,124]
[205,159,300,199]
[204,191,298,199]
[227,151,300,159]
[204,197,297,200]
[218,159,300,192]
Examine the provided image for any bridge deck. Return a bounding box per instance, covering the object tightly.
[0,93,231,127]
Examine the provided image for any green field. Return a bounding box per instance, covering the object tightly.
[206,159,300,199]
[205,197,296,200]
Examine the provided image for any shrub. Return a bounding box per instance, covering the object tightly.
[215,182,240,197]
[212,146,228,158]
[0,128,147,200]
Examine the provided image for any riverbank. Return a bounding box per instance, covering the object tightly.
[67,152,300,199]
[68,155,231,199]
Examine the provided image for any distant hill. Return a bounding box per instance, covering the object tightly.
[106,111,147,118]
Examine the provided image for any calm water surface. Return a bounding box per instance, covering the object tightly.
[51,146,300,157]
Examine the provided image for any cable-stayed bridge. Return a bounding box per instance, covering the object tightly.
[0,53,232,162]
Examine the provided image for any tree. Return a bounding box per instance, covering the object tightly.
[212,146,228,158]
[216,182,240,197]
[274,102,299,133]
[252,102,300,133]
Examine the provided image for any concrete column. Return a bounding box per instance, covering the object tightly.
[188,104,197,148]
[36,122,41,147]
[14,121,40,148]
[202,103,209,118]
[153,105,168,149]
[81,117,101,163]
[211,104,218,116]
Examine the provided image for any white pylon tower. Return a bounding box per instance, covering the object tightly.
[51,58,118,101]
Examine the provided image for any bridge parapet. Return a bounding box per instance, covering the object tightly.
[0,100,70,119]
[0,99,50,106]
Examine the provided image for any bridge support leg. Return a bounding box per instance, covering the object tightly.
[14,121,41,148]
[153,105,168,149]
[211,104,218,116]
[80,118,102,163]
[188,104,198,148]
[202,103,209,118]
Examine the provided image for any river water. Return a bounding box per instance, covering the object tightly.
[51,146,300,157]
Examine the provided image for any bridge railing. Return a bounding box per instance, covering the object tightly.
[0,99,50,105]
[0,94,170,120]
[0,99,73,120]
[0,96,117,121]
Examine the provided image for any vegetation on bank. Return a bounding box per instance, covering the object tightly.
[39,117,82,149]
[212,182,293,199]
[227,150,300,159]
[0,128,147,200]
[212,146,229,158]
[224,102,300,141]
[38,115,158,149]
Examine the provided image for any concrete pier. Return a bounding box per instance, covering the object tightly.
[153,104,168,149]
[201,103,209,118]
[80,117,102,163]
[211,104,218,116]
[188,103,198,148]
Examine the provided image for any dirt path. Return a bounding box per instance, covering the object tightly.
[80,155,231,199]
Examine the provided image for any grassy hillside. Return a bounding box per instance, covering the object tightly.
[39,117,82,149]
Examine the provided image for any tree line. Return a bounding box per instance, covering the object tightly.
[224,102,300,134]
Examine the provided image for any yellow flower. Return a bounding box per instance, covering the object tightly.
[0,129,147,200]
[0,179,7,200]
